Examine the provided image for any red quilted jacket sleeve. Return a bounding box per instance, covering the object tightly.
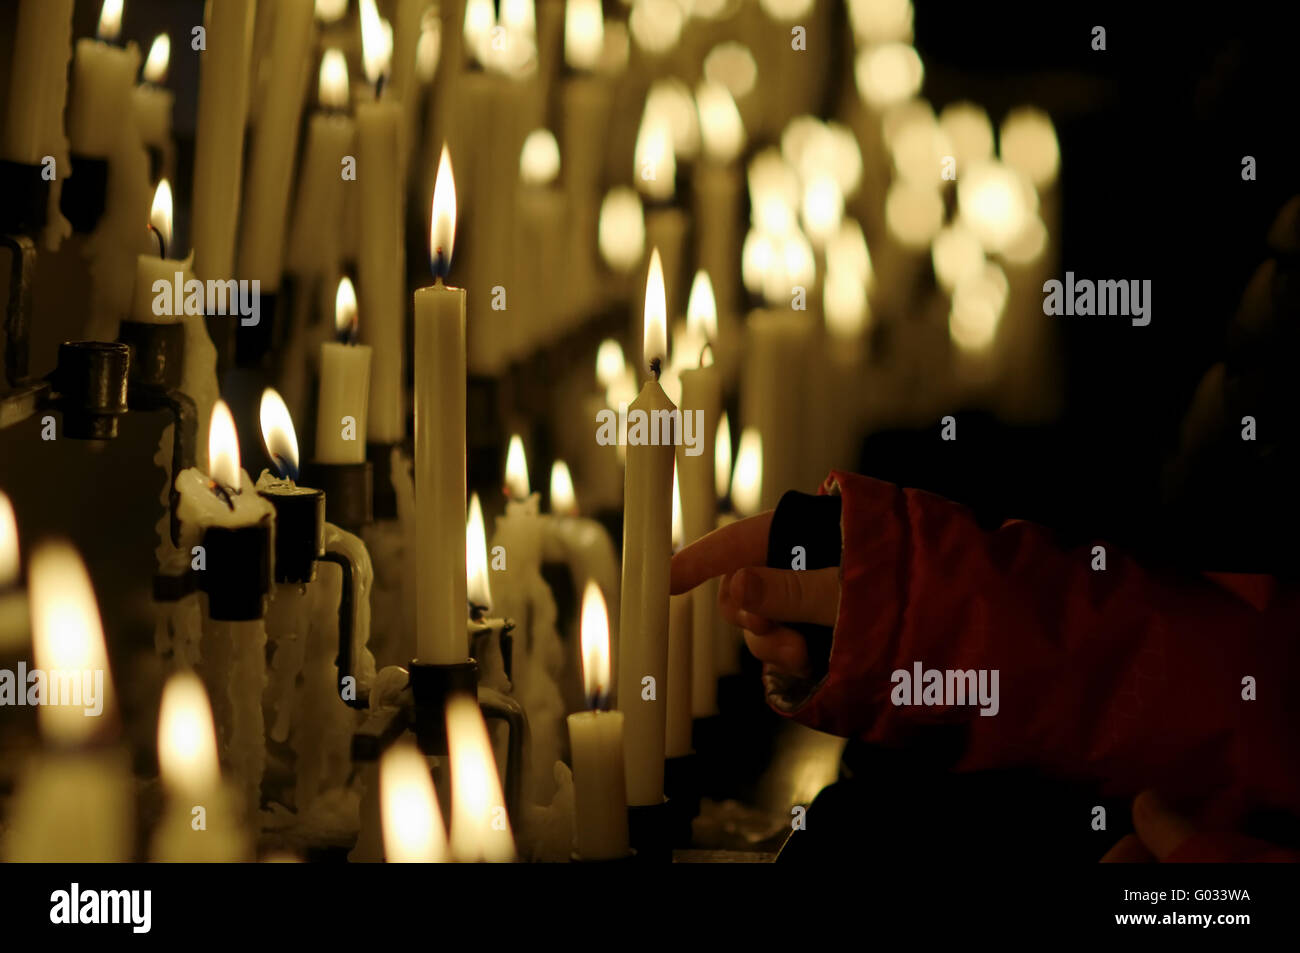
[777,470,1300,827]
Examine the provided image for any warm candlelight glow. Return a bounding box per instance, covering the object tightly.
[645,79,699,161]
[431,145,457,278]
[731,428,762,517]
[891,109,952,186]
[1002,214,1048,266]
[715,411,732,501]
[629,0,683,55]
[579,581,611,705]
[950,262,1008,353]
[359,0,390,87]
[316,0,348,22]
[999,107,1060,188]
[505,435,530,498]
[671,463,683,550]
[259,388,300,481]
[446,694,516,861]
[519,129,561,186]
[150,178,173,256]
[760,0,815,19]
[931,223,984,292]
[801,173,844,247]
[208,400,242,492]
[643,248,668,372]
[957,160,1037,254]
[824,269,868,338]
[703,42,757,100]
[855,42,923,109]
[686,270,718,341]
[550,461,578,517]
[463,0,495,66]
[466,493,492,613]
[848,0,915,44]
[335,277,358,340]
[598,187,645,273]
[0,492,18,587]
[695,80,746,163]
[381,742,450,863]
[28,542,114,744]
[415,12,441,82]
[826,219,873,288]
[98,0,123,42]
[634,116,676,202]
[595,339,625,389]
[565,0,605,70]
[939,101,994,167]
[319,49,350,109]
[157,671,219,796]
[143,34,170,84]
[885,180,944,249]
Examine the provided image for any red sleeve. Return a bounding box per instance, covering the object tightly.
[779,470,1300,821]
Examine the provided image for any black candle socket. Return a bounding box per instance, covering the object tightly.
[299,460,373,532]
[408,659,478,755]
[366,441,402,520]
[627,800,674,863]
[117,320,185,397]
[234,279,293,369]
[59,154,109,233]
[199,518,273,621]
[51,341,129,439]
[258,483,325,584]
[0,160,51,236]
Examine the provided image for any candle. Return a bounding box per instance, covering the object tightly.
[634,117,688,345]
[152,671,249,861]
[494,435,544,579]
[67,1,136,159]
[742,310,813,510]
[191,0,255,282]
[567,581,629,860]
[617,248,676,807]
[381,741,450,862]
[515,129,567,351]
[446,694,517,861]
[5,543,132,862]
[236,0,315,288]
[1,0,74,165]
[413,146,467,664]
[542,460,620,646]
[0,492,25,653]
[665,466,693,757]
[716,427,761,675]
[692,81,746,351]
[315,277,373,464]
[357,6,406,444]
[132,33,173,177]
[131,179,179,323]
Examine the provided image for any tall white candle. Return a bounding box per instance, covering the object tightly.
[132,34,173,161]
[315,277,372,463]
[413,147,467,664]
[67,2,135,158]
[665,466,692,757]
[1,0,74,164]
[617,248,676,806]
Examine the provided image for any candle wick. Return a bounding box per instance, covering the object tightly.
[210,481,237,511]
[432,250,449,282]
[375,73,388,101]
[469,602,488,622]
[649,356,662,381]
[147,223,166,259]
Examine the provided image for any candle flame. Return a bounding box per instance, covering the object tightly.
[258,388,300,481]
[316,0,348,23]
[0,491,19,587]
[549,461,578,517]
[671,461,683,550]
[579,581,611,706]
[597,187,645,274]
[381,742,450,862]
[595,339,625,389]
[415,12,441,83]
[143,34,170,84]
[634,116,676,201]
[319,49,350,109]
[150,179,173,256]
[504,435,530,498]
[463,0,495,65]
[565,0,604,70]
[359,0,390,87]
[446,694,516,861]
[695,79,745,163]
[208,400,242,492]
[157,671,219,796]
[466,493,492,612]
[335,276,358,338]
[715,411,732,501]
[98,0,123,42]
[29,542,115,744]
[519,129,560,186]
[643,248,668,372]
[686,270,718,342]
[430,145,457,278]
[731,427,762,516]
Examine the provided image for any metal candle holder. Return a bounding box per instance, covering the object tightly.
[299,460,373,532]
[60,154,110,233]
[199,519,273,621]
[257,482,326,585]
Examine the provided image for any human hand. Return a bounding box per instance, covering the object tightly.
[1100,791,1300,862]
[670,510,840,680]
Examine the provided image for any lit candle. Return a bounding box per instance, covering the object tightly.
[152,671,249,861]
[716,427,761,675]
[634,116,688,345]
[131,179,181,324]
[413,145,467,664]
[617,248,676,806]
[447,694,516,861]
[567,581,629,860]
[5,543,132,862]
[692,80,746,349]
[0,0,74,165]
[515,129,567,350]
[665,465,692,757]
[315,277,373,464]
[494,435,544,579]
[742,309,812,510]
[358,0,407,444]
[381,741,450,862]
[67,0,136,159]
[132,33,173,177]
[541,460,620,646]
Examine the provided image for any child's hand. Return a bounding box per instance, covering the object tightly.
[670,511,840,679]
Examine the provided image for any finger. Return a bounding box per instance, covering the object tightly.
[1132,791,1197,861]
[671,510,775,595]
[717,575,776,633]
[1099,834,1155,864]
[743,626,809,675]
[729,566,840,626]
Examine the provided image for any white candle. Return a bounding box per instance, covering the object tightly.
[446,694,516,861]
[130,179,181,323]
[1,0,74,164]
[315,277,372,464]
[742,310,813,510]
[67,2,135,158]
[665,466,692,757]
[413,147,467,664]
[514,129,567,351]
[493,435,544,578]
[132,34,173,160]
[617,248,676,806]
[541,461,620,648]
[635,117,688,343]
[692,80,746,359]
[381,741,450,862]
[567,581,629,860]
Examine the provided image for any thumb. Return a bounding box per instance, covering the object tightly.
[1131,791,1197,861]
[729,566,839,627]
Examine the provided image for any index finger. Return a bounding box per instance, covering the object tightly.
[671,510,774,595]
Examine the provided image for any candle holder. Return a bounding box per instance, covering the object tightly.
[198,519,273,620]
[0,160,50,236]
[59,154,109,233]
[627,800,674,863]
[257,483,326,585]
[299,460,373,532]
[408,658,479,754]
[0,233,46,428]
[366,440,403,520]
[50,341,130,440]
[234,277,294,369]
